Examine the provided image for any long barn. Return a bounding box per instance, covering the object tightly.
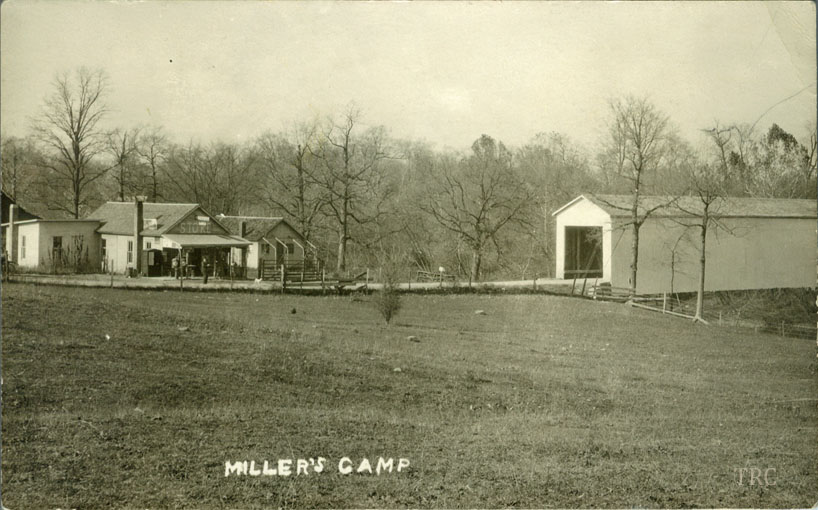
[553,194,817,294]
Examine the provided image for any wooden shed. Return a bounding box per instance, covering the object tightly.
[553,194,817,294]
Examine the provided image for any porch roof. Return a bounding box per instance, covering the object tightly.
[163,234,251,248]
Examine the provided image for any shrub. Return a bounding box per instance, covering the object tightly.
[374,284,401,325]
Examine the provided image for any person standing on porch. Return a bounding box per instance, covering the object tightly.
[172,255,179,279]
[201,255,209,284]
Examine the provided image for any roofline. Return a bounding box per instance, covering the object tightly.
[216,214,285,220]
[100,201,199,207]
[151,203,205,235]
[608,213,817,220]
[3,219,101,226]
[199,206,234,236]
[216,215,304,240]
[551,195,604,217]
[554,194,817,219]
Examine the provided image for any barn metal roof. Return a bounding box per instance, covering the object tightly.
[554,194,817,219]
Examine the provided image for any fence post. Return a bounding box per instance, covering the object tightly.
[408,270,412,291]
[321,267,325,295]
[662,292,667,313]
[366,268,369,287]
[533,278,537,291]
[281,264,285,294]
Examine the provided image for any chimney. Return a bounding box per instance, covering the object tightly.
[239,220,247,238]
[134,199,143,275]
[7,204,18,264]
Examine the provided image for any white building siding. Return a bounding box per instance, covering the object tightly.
[102,234,134,274]
[554,198,612,281]
[16,223,40,269]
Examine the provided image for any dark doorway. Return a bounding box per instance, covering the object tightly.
[564,226,602,278]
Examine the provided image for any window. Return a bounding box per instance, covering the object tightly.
[52,236,63,261]
[127,240,134,263]
[286,243,294,254]
[72,235,84,251]
[101,239,107,260]
[20,236,26,259]
[146,241,152,250]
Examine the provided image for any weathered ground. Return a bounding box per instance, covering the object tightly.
[2,283,816,508]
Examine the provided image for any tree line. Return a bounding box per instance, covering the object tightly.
[2,68,816,283]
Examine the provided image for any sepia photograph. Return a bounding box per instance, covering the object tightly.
[1,1,816,508]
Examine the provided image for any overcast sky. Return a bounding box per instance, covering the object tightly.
[1,1,815,152]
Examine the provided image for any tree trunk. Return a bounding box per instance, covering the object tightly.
[470,249,482,282]
[629,221,639,296]
[336,231,347,273]
[151,165,158,202]
[695,221,707,321]
[118,168,125,202]
[73,183,80,219]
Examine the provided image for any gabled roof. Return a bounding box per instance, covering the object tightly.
[215,215,289,242]
[86,202,201,236]
[555,194,817,219]
[1,191,40,223]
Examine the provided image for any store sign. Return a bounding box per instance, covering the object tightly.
[178,221,212,234]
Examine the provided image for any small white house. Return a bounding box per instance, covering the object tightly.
[553,194,817,294]
[6,218,103,273]
[215,215,318,279]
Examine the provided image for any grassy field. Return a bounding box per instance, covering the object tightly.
[2,283,816,508]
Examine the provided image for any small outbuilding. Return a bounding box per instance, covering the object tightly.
[553,194,817,294]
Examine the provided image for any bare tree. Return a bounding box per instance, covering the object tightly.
[256,122,325,241]
[312,105,396,273]
[672,162,727,323]
[517,132,597,273]
[106,127,141,201]
[164,141,258,215]
[136,126,168,202]
[1,136,40,203]
[602,95,672,295]
[31,68,109,218]
[422,135,533,282]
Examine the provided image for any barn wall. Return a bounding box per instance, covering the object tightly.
[554,198,612,280]
[611,216,817,294]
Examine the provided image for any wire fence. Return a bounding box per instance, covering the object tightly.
[625,293,816,340]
